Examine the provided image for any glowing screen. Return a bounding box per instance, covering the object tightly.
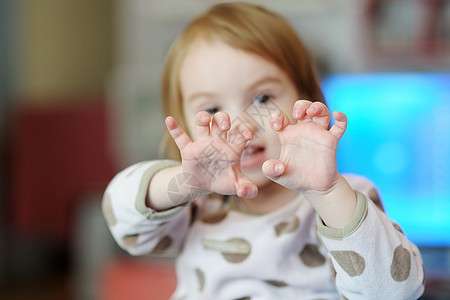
[322,73,450,246]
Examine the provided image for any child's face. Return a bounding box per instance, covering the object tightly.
[179,40,299,188]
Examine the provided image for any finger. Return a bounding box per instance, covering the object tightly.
[234,168,258,198]
[292,100,312,121]
[306,102,330,129]
[330,111,347,140]
[194,111,211,139]
[262,159,286,180]
[228,122,254,146]
[211,112,231,138]
[269,111,290,132]
[165,116,192,150]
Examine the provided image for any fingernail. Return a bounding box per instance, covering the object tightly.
[294,109,300,118]
[272,121,281,130]
[221,121,230,129]
[275,163,283,173]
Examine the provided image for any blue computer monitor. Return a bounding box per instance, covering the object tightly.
[322,72,450,247]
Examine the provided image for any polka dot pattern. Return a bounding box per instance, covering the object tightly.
[264,280,287,287]
[392,223,404,234]
[367,188,384,211]
[102,193,117,227]
[329,259,337,283]
[330,250,365,277]
[201,211,228,224]
[151,235,173,254]
[299,244,326,267]
[221,238,251,263]
[390,245,411,282]
[422,263,426,285]
[274,216,300,236]
[195,268,205,292]
[122,234,138,248]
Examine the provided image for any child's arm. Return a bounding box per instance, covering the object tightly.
[261,100,356,228]
[321,176,425,299]
[102,160,191,256]
[147,164,186,211]
[263,100,424,298]
[103,111,257,255]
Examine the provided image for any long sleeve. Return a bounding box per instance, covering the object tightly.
[102,160,191,256]
[317,175,425,300]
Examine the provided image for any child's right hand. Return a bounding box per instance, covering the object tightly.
[165,111,258,198]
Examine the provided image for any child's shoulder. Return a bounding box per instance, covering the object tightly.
[343,173,377,191]
[343,173,384,211]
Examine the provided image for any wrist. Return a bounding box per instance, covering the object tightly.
[148,165,208,211]
[302,174,357,229]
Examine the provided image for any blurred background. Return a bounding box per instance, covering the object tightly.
[0,0,449,299]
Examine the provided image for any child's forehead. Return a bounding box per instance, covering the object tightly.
[181,42,283,86]
[181,38,273,71]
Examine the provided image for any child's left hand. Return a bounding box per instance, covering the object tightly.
[262,100,347,194]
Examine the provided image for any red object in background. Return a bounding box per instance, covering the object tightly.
[9,98,117,242]
[100,259,177,300]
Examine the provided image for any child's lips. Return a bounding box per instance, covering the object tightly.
[241,146,265,169]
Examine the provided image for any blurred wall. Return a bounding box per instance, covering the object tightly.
[16,0,113,105]
[1,0,115,296]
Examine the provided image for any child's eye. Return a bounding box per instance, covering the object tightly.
[253,93,272,104]
[205,107,219,115]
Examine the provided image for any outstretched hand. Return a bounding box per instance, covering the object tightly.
[262,100,347,193]
[165,111,258,198]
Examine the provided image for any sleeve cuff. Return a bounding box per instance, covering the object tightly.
[134,160,184,220]
[316,191,368,240]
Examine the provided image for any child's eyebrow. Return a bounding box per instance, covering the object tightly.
[247,76,283,91]
[186,91,217,103]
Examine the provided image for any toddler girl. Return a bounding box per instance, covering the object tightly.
[103,3,424,299]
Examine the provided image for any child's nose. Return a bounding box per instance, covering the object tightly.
[237,103,277,133]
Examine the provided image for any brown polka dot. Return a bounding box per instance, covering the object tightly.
[329,259,337,283]
[274,216,300,236]
[195,268,205,292]
[368,188,384,211]
[390,245,411,282]
[264,280,287,287]
[330,251,365,277]
[422,263,426,285]
[201,211,228,224]
[221,238,251,263]
[392,223,404,234]
[102,193,117,227]
[158,221,169,227]
[122,234,139,248]
[151,235,173,254]
[300,244,326,267]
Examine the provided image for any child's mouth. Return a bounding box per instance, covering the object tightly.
[241,146,265,169]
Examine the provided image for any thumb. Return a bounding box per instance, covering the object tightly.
[234,168,258,199]
[262,159,286,181]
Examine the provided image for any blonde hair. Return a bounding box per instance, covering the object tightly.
[160,2,324,161]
